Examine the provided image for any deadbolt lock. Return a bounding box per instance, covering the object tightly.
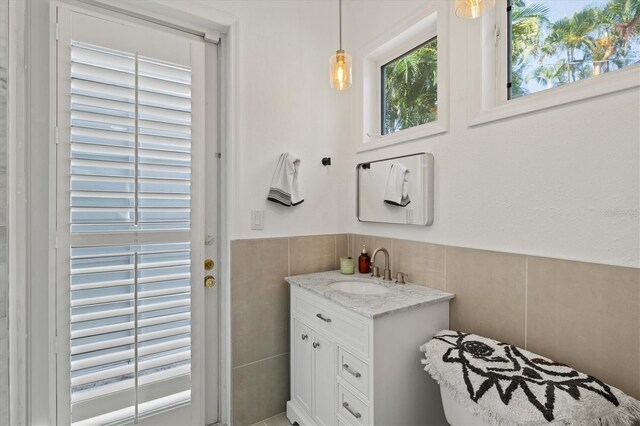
[204,259,215,270]
[204,275,216,288]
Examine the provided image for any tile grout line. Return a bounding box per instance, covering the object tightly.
[350,234,353,258]
[444,246,447,292]
[233,351,290,370]
[524,256,528,349]
[287,237,290,277]
[261,411,287,423]
[345,234,348,261]
[391,238,395,269]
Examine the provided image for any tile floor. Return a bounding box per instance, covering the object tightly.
[251,412,293,426]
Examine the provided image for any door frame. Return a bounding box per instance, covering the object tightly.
[13,0,239,424]
[55,6,207,424]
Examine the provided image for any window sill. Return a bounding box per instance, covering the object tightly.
[358,120,447,153]
[470,65,640,127]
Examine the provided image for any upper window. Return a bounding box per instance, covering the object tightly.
[381,37,438,135]
[360,3,447,150]
[508,0,640,99]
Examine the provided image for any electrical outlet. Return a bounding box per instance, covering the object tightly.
[251,210,264,230]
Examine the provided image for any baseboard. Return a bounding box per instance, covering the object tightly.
[286,401,313,426]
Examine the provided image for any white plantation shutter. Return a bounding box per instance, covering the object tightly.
[67,41,195,425]
[70,42,192,233]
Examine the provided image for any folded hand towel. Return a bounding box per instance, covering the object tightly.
[384,163,411,207]
[267,152,304,207]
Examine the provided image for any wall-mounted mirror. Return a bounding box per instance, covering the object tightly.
[357,153,433,225]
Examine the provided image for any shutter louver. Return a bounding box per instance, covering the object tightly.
[68,41,193,425]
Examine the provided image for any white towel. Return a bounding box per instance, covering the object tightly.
[421,330,640,426]
[267,152,304,207]
[384,163,410,207]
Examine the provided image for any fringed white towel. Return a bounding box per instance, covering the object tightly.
[383,163,410,207]
[421,330,640,426]
[267,152,304,207]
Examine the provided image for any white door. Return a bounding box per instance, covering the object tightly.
[293,319,313,415]
[312,332,336,426]
[203,40,220,426]
[55,5,217,425]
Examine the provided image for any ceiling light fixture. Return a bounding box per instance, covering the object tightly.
[455,0,496,19]
[329,0,352,91]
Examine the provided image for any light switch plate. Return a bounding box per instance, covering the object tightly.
[251,210,264,230]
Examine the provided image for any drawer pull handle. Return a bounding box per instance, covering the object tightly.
[301,334,308,340]
[342,364,361,378]
[316,313,332,323]
[313,342,320,349]
[342,402,361,419]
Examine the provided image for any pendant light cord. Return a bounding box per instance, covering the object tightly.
[339,0,342,50]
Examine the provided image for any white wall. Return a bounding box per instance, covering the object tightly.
[159,0,638,267]
[344,0,640,268]
[159,0,353,240]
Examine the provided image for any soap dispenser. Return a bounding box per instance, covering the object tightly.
[358,245,371,273]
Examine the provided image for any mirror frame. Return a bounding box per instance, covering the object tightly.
[356,152,434,226]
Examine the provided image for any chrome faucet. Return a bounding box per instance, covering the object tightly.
[371,247,392,281]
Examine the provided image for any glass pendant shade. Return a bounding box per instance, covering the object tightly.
[329,49,352,91]
[455,0,495,19]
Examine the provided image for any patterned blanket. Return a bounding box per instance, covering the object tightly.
[421,330,640,425]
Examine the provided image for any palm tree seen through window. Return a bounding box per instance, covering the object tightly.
[381,37,438,135]
[508,0,640,99]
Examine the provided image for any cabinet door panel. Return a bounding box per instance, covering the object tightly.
[312,332,336,426]
[293,319,313,415]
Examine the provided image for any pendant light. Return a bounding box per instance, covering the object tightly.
[455,0,496,19]
[329,0,352,91]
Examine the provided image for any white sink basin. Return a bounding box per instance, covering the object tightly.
[329,280,390,295]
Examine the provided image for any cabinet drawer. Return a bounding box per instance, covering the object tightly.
[338,384,370,426]
[338,347,369,398]
[292,288,370,358]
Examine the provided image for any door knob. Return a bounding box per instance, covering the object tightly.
[204,275,216,288]
[204,259,215,270]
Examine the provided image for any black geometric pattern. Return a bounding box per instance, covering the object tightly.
[432,331,619,422]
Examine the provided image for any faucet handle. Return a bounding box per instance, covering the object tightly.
[395,272,407,284]
[383,269,392,281]
[371,266,380,278]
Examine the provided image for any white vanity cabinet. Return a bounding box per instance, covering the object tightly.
[286,282,451,426]
[292,317,337,425]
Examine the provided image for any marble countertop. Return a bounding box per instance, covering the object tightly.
[286,270,454,319]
